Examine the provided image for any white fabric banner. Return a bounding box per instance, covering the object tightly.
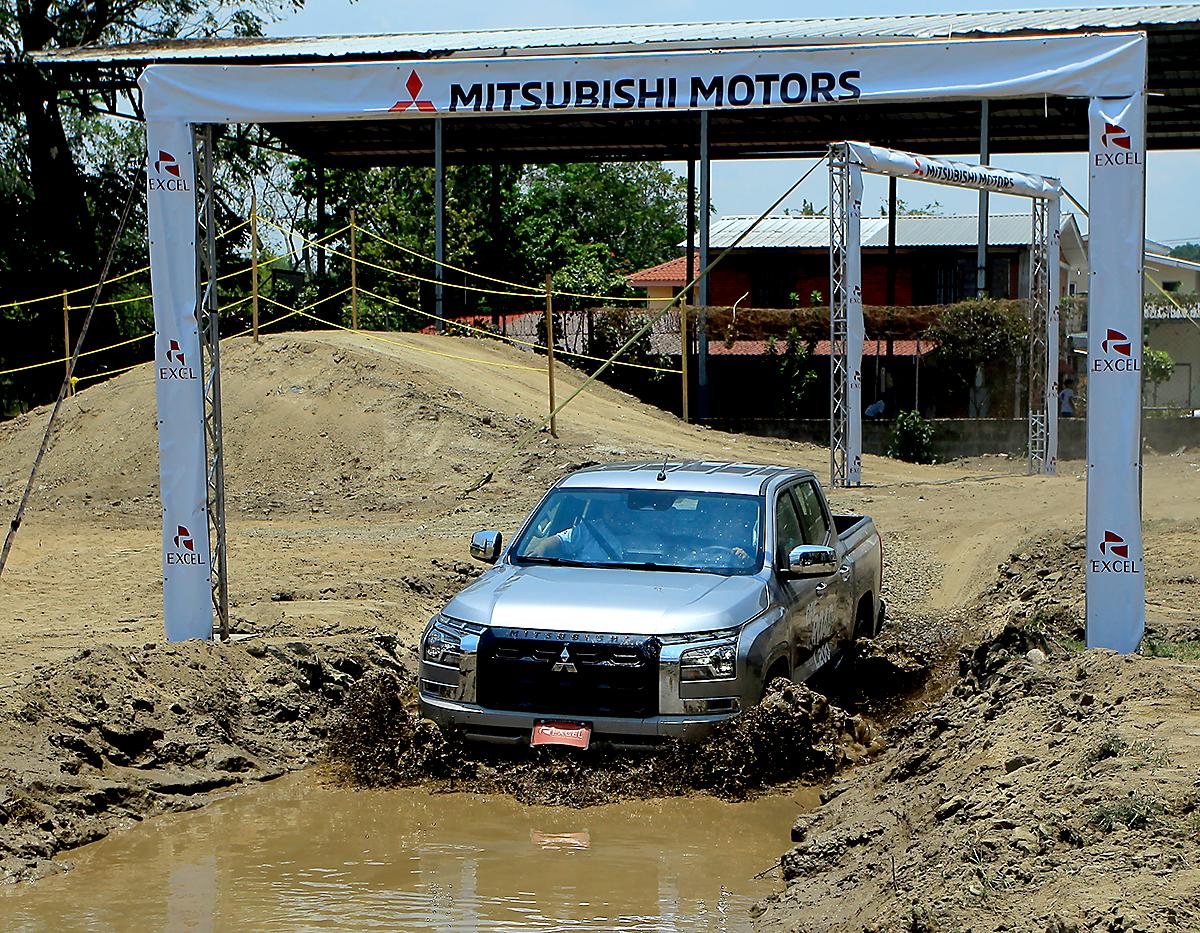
[139,31,1147,645]
[847,165,864,486]
[147,121,212,642]
[1046,197,1061,474]
[138,33,1146,124]
[1086,95,1146,652]
[844,141,1061,200]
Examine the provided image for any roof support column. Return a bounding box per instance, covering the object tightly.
[686,160,696,312]
[697,111,711,418]
[316,162,326,278]
[886,175,897,305]
[434,117,445,333]
[977,100,990,297]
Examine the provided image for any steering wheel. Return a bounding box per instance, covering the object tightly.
[691,544,737,565]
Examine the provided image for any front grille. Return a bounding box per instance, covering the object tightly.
[477,630,660,719]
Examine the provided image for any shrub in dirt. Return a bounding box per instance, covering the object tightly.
[1089,793,1163,832]
[324,670,466,787]
[887,410,936,464]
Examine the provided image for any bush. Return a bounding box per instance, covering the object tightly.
[887,410,936,464]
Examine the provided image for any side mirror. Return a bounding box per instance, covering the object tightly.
[470,530,503,564]
[787,544,837,577]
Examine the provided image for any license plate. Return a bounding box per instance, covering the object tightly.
[531,721,591,749]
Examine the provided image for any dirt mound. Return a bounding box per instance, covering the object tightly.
[0,635,410,882]
[0,330,787,522]
[323,673,881,806]
[978,530,1087,643]
[752,622,1200,932]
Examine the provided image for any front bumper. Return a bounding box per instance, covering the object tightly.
[419,693,738,747]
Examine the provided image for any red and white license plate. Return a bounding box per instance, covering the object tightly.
[531,721,591,749]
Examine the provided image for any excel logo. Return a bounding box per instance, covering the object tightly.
[149,150,190,192]
[159,339,198,380]
[1093,122,1141,167]
[167,525,207,566]
[1090,328,1138,374]
[1089,530,1140,574]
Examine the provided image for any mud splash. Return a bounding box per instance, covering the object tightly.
[324,673,883,805]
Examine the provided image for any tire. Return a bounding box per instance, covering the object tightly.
[853,597,878,640]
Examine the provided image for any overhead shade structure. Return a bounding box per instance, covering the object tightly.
[31,6,1200,158]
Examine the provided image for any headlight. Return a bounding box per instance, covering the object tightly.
[422,616,463,666]
[680,640,737,681]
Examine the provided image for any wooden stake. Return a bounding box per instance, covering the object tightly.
[545,273,558,438]
[250,188,260,344]
[680,301,689,423]
[350,206,358,330]
[62,294,72,395]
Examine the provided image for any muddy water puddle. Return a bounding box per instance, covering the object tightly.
[1,773,812,931]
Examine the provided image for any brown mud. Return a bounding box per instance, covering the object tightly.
[0,636,410,883]
[323,671,886,806]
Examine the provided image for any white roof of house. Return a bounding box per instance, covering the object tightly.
[689,213,1076,249]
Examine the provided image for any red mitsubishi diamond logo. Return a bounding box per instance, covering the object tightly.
[389,70,437,113]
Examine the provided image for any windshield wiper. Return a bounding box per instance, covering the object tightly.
[601,561,720,574]
[513,555,596,567]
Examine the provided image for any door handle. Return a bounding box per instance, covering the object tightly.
[815,581,829,593]
[839,564,852,580]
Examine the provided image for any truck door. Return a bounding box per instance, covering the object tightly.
[775,485,837,680]
[794,479,854,650]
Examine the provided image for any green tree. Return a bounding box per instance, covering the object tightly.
[766,327,818,414]
[515,162,688,291]
[1144,348,1175,404]
[924,298,1029,415]
[1,0,301,411]
[1170,243,1200,262]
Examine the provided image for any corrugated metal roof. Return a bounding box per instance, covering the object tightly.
[32,6,1200,63]
[694,213,1047,250]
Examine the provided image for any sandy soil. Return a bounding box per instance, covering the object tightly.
[1,330,1198,923]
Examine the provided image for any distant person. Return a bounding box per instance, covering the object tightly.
[865,398,886,418]
[1058,378,1076,417]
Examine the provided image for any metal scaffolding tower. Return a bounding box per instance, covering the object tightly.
[828,146,853,488]
[195,124,230,640]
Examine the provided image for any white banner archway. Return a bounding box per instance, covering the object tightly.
[827,141,1064,487]
[141,31,1148,652]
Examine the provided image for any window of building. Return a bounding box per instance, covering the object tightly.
[1163,280,1182,293]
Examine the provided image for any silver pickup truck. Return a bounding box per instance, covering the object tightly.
[419,461,883,748]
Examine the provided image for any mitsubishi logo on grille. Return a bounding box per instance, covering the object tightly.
[552,645,578,674]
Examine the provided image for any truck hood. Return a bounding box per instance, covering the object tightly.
[443,564,770,636]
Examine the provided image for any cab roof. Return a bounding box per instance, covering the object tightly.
[559,461,815,496]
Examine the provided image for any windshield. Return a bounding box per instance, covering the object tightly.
[510,487,763,574]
